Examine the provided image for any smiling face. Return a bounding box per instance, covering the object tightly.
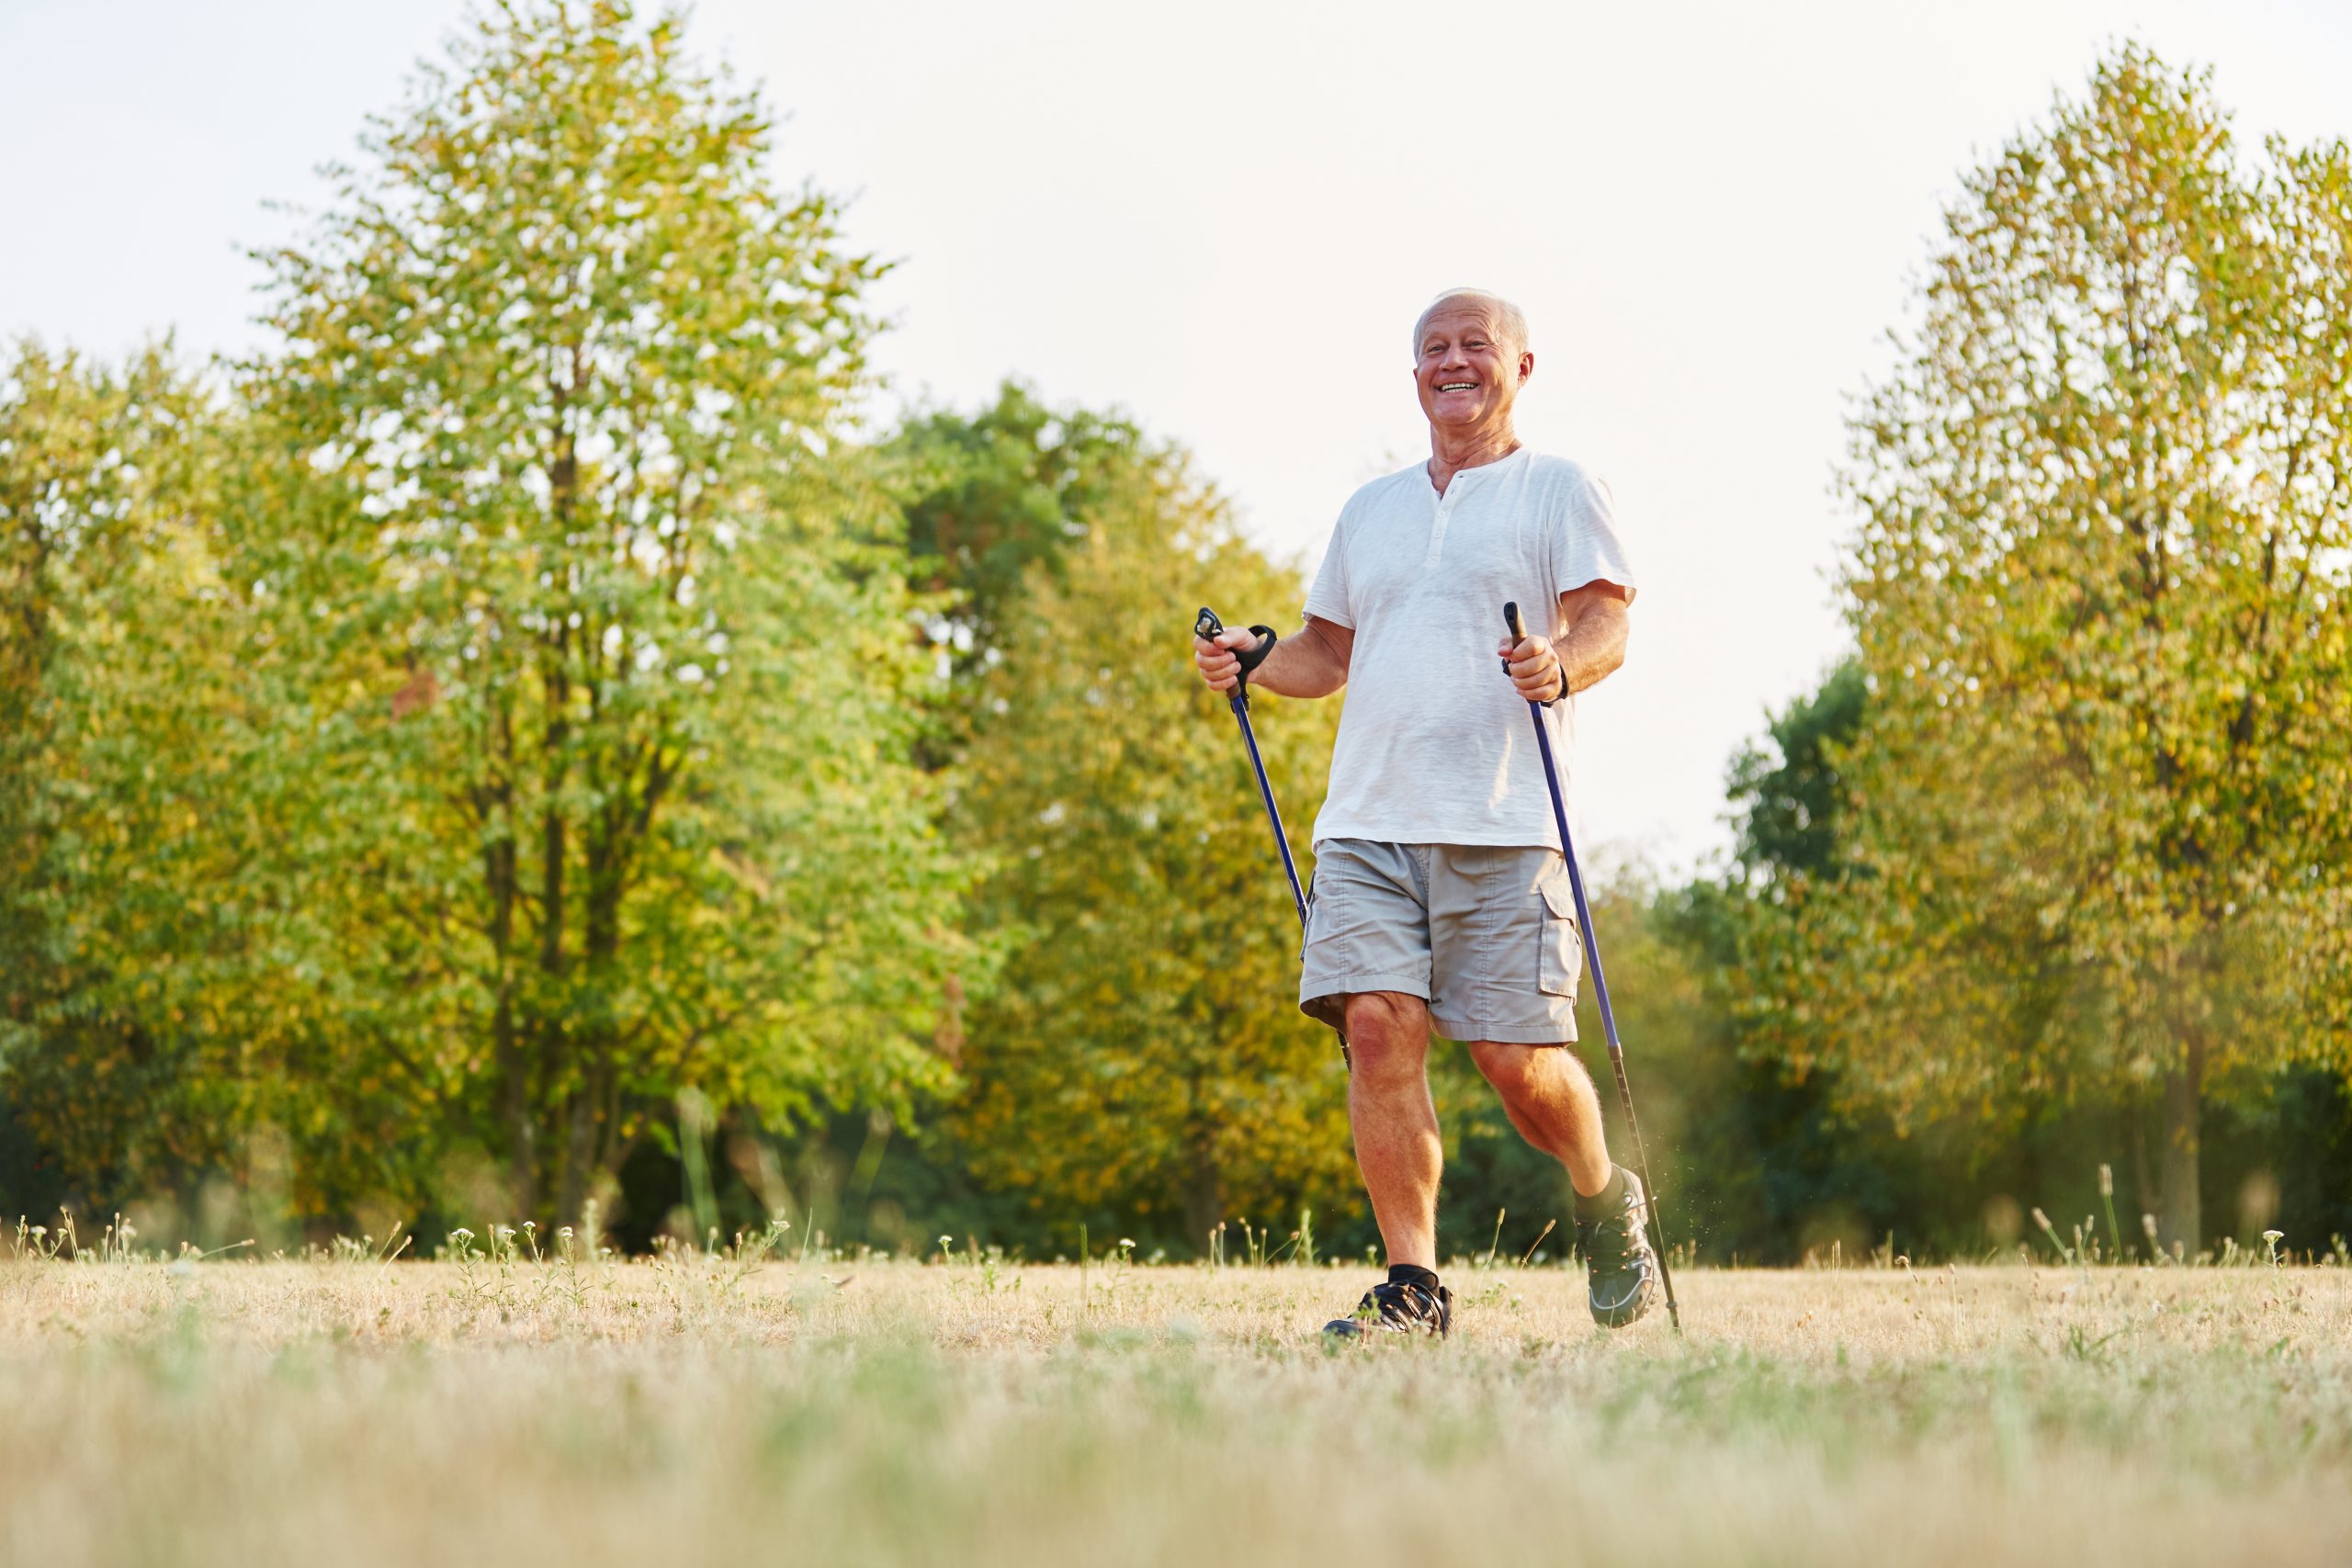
[1413,298,1532,435]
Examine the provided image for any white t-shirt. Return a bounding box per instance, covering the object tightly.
[1302,447,1636,850]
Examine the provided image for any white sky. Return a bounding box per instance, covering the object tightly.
[6,0,2349,872]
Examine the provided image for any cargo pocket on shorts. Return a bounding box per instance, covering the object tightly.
[1538,874,1582,998]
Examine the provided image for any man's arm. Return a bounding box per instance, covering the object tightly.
[1194,615,1353,698]
[1496,581,1630,703]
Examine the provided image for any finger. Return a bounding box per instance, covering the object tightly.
[1215,628,1256,651]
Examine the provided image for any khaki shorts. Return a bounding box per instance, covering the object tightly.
[1299,840,1583,1045]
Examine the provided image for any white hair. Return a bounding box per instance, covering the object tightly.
[1411,288,1529,359]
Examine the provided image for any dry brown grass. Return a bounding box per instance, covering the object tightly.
[4,1247,2348,1567]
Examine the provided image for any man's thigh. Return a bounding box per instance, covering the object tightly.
[1299,840,1432,1031]
[1424,844,1582,1045]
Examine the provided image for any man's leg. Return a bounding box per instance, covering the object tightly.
[1471,1038,1658,1326]
[1344,990,1442,1269]
[1465,1040,1612,1199]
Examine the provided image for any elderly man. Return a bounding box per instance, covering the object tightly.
[1194,288,1657,1337]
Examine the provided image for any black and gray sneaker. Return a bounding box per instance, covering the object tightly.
[1576,1167,1660,1329]
[1322,1267,1453,1340]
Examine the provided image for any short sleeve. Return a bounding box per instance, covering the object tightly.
[1552,473,1637,605]
[1303,503,1356,628]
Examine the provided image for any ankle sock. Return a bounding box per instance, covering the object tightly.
[1573,1165,1627,1223]
[1385,1263,1441,1292]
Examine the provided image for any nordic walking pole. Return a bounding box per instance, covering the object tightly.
[1194,607,1346,1065]
[1194,607,1309,928]
[1502,601,1680,1331]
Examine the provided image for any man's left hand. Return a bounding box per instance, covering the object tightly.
[1497,632,1565,704]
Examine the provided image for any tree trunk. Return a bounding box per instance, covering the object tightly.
[486,824,532,1217]
[2131,1111,2154,1252]
[495,990,533,1216]
[2157,1039,2204,1255]
[556,1074,600,1229]
[564,807,626,1231]
[1182,1109,1222,1258]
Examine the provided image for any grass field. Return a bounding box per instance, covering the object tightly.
[5,1237,2349,1567]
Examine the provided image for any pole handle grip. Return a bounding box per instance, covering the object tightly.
[1194,606,1276,674]
[1502,600,1559,705]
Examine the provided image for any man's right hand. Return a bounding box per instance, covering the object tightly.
[1193,626,1262,694]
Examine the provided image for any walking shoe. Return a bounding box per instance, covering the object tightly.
[1321,1267,1453,1340]
[1576,1167,1659,1329]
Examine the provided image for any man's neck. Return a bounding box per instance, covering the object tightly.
[1426,423,1521,496]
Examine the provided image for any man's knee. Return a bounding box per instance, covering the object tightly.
[1467,1039,1537,1095]
[1468,1039,1577,1104]
[1342,991,1429,1079]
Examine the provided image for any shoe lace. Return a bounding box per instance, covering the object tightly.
[1363,1280,1438,1324]
[1579,1205,1640,1267]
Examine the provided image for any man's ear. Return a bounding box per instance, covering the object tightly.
[1518,350,1535,386]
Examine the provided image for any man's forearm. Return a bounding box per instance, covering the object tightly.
[1248,617,1351,698]
[1556,599,1629,695]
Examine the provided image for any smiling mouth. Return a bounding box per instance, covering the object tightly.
[1436,381,1477,392]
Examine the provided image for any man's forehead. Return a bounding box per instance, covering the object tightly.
[1419,301,1504,338]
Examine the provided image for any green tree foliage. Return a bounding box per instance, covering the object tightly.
[1653,666,1926,1261]
[1762,46,2352,1248]
[894,383,1162,682]
[243,0,974,1224]
[1724,664,1866,886]
[4,2,974,1229]
[0,345,281,1202]
[944,429,1357,1253]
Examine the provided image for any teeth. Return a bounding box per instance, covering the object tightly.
[1439,382,1476,390]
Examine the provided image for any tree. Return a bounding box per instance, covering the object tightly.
[0,344,286,1209]
[1790,46,2352,1248]
[893,381,1164,682]
[945,430,1358,1253]
[203,0,974,1224]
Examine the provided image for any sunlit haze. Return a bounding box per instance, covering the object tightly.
[7,0,2348,870]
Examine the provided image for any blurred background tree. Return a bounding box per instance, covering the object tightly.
[2,1,976,1235]
[945,445,1356,1255]
[240,0,978,1225]
[1753,47,2352,1251]
[0,346,280,1209]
